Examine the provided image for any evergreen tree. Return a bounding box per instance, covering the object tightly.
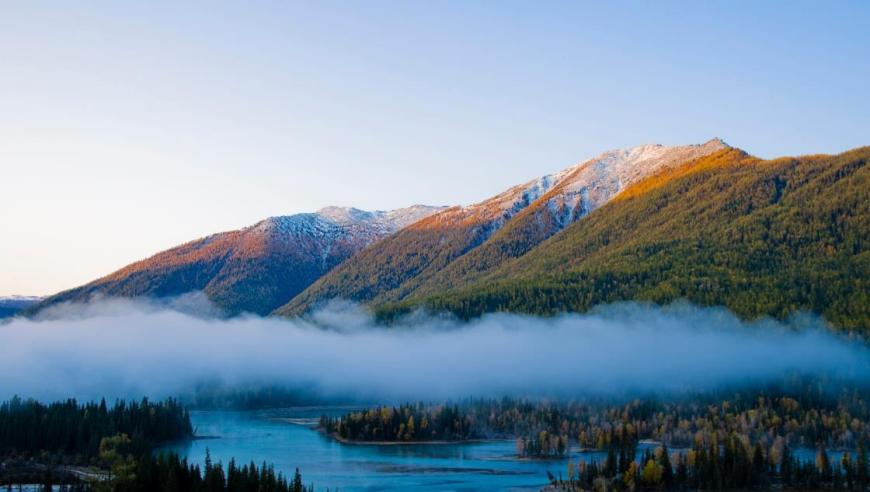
[659,445,674,488]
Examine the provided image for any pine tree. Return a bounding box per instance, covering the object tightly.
[659,445,674,488]
[857,441,869,490]
[293,467,304,492]
[604,445,617,478]
[780,443,792,485]
[752,442,766,486]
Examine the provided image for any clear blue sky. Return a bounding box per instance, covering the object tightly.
[1,1,868,296]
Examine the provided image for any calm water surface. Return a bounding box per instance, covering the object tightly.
[159,408,603,491]
[159,408,819,492]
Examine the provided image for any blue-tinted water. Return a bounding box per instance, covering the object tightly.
[158,408,606,491]
[159,409,821,492]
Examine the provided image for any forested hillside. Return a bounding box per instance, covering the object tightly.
[277,140,727,315]
[275,209,497,315]
[385,147,869,332]
[403,141,731,300]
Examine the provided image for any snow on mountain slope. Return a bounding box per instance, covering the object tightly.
[417,139,728,232]
[536,138,729,227]
[255,205,444,239]
[31,205,445,316]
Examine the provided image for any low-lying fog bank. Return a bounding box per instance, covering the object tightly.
[2,295,867,402]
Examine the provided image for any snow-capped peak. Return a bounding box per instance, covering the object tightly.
[438,139,729,231]
[315,205,447,230]
[249,205,446,238]
[536,138,730,226]
[315,206,378,226]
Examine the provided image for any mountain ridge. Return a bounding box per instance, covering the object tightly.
[27,140,868,332]
[30,205,445,316]
[276,139,729,315]
[378,146,869,332]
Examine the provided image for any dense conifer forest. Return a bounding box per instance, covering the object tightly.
[95,451,313,492]
[0,397,192,462]
[4,450,313,492]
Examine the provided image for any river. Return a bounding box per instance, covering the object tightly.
[158,408,819,492]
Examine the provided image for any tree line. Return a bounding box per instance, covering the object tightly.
[319,403,474,442]
[320,383,870,489]
[92,443,313,492]
[322,383,870,451]
[550,438,869,491]
[0,397,192,463]
[16,446,313,492]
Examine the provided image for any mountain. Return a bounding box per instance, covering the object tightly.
[28,140,868,331]
[31,205,444,316]
[0,296,43,319]
[276,139,729,315]
[382,146,870,333]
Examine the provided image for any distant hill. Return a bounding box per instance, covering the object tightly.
[0,296,43,319]
[30,205,444,316]
[276,139,729,315]
[381,147,869,333]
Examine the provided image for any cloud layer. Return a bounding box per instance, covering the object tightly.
[2,297,868,402]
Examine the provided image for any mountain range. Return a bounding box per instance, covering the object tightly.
[31,205,443,316]
[28,140,869,332]
[277,139,729,314]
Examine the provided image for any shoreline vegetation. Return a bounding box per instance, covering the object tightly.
[0,397,313,491]
[319,383,870,452]
[317,426,508,446]
[317,383,870,489]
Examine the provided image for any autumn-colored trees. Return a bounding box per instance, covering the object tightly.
[323,384,870,453]
[552,440,870,491]
[320,403,475,442]
[382,147,870,334]
[323,385,870,489]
